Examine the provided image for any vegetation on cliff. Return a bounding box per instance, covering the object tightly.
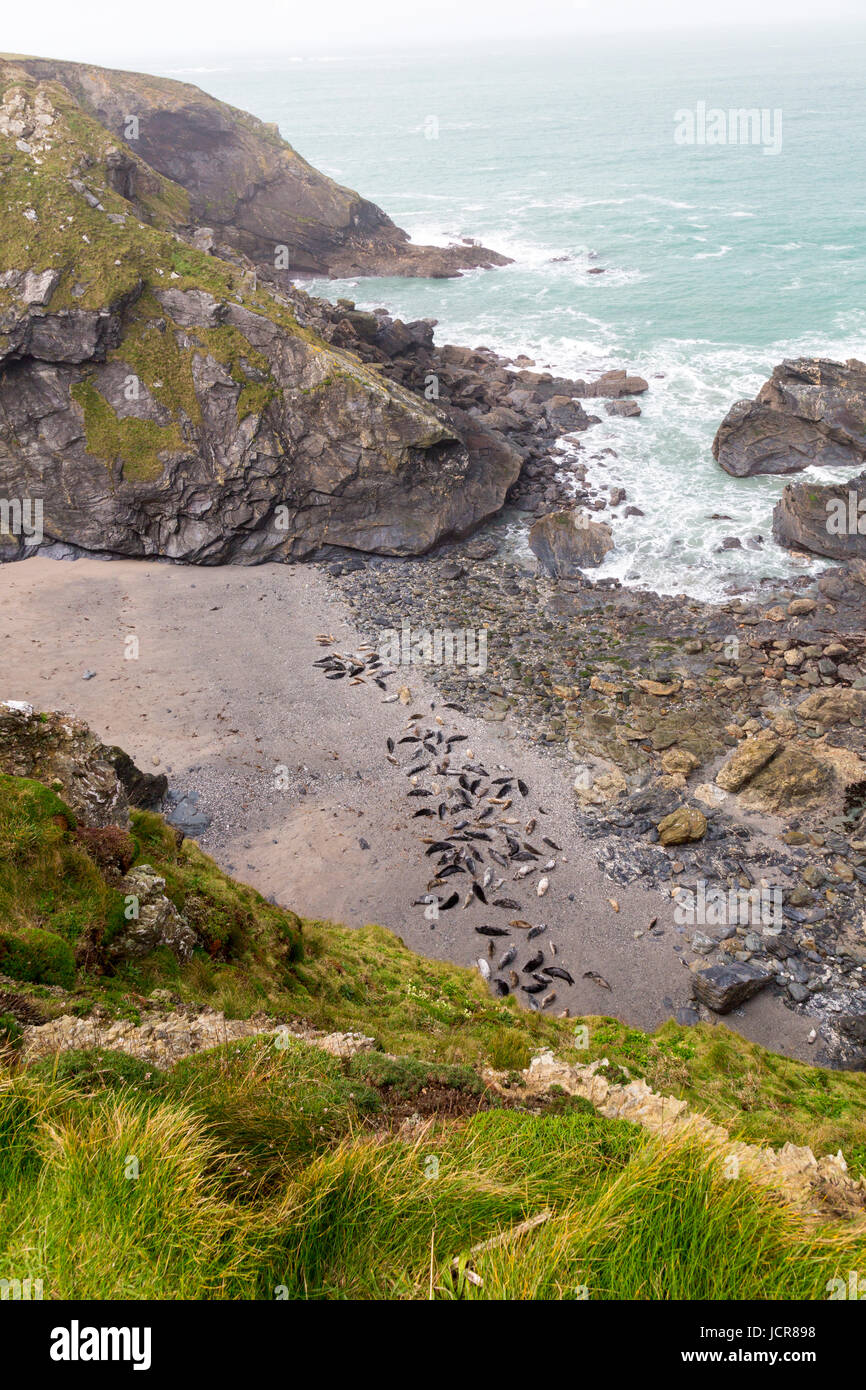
[2,759,866,1300]
[1,58,517,561]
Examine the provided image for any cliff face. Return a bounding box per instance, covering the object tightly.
[4,54,509,280]
[0,58,520,563]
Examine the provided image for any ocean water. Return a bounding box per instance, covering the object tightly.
[160,27,866,600]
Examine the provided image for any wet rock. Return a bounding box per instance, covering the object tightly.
[529,510,613,575]
[585,369,649,398]
[773,474,866,561]
[543,396,591,433]
[163,790,212,837]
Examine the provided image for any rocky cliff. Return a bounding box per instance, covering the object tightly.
[0,57,522,562]
[4,54,509,280]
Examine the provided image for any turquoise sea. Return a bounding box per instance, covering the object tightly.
[160,25,866,599]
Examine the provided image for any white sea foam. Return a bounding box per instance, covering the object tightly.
[279,37,866,605]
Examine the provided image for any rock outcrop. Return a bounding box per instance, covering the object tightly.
[0,702,130,827]
[713,358,866,477]
[108,865,197,962]
[518,1051,865,1215]
[773,473,866,561]
[0,59,522,563]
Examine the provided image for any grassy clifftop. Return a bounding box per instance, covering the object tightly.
[1,51,388,254]
[2,766,866,1299]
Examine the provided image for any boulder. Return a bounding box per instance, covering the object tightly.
[691,961,772,1014]
[739,745,831,813]
[656,805,707,845]
[585,369,649,398]
[715,732,781,792]
[529,510,613,575]
[796,688,866,726]
[543,396,591,433]
[660,748,700,776]
[713,357,866,477]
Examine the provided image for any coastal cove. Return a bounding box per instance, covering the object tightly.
[3,14,866,1310]
[175,27,866,599]
[0,555,815,1062]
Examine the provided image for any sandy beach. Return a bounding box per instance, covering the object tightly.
[0,554,814,1059]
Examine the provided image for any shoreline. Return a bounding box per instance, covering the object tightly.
[0,552,835,1067]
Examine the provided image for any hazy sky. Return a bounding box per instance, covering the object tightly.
[3,0,864,65]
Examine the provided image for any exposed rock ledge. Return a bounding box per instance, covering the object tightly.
[20,1002,865,1216]
[0,59,523,562]
[0,59,651,565]
[514,1051,865,1216]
